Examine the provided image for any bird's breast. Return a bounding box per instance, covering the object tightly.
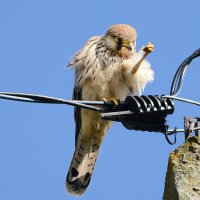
[81,64,129,101]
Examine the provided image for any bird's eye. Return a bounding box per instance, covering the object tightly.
[115,37,122,43]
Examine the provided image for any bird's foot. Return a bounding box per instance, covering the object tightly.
[143,42,154,55]
[103,98,119,106]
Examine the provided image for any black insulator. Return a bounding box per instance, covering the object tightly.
[100,95,174,133]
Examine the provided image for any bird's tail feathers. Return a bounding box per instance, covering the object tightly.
[66,135,100,196]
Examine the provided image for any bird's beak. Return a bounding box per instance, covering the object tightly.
[122,41,134,51]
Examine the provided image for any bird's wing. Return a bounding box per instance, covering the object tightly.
[69,36,101,145]
[72,85,82,145]
[67,36,101,68]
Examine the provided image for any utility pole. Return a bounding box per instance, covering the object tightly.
[163,117,200,200]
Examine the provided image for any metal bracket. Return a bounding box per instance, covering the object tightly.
[184,117,200,140]
[195,121,200,137]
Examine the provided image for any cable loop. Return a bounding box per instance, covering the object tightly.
[164,127,177,145]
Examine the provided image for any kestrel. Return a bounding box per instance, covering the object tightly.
[66,24,154,195]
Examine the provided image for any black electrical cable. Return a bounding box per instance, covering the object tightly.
[170,48,200,96]
[0,92,104,112]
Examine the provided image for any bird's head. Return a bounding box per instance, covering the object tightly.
[104,24,137,58]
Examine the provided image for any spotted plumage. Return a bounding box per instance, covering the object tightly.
[66,24,154,195]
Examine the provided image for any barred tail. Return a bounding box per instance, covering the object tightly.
[66,136,100,195]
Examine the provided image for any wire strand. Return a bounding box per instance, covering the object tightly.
[167,126,200,133]
[0,92,104,112]
[170,48,200,96]
[162,95,200,106]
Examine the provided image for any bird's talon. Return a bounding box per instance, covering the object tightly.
[110,98,119,106]
[102,98,119,106]
[143,42,154,54]
[103,98,108,103]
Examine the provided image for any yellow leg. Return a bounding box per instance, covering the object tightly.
[131,42,154,75]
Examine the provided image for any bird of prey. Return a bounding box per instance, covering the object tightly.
[66,24,154,195]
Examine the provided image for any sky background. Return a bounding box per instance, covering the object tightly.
[0,1,200,200]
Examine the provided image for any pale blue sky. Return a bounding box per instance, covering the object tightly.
[0,1,200,199]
